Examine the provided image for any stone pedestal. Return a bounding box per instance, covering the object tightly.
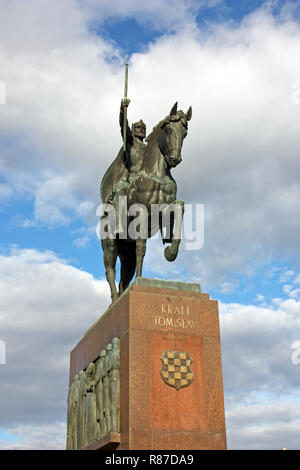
[69,278,227,450]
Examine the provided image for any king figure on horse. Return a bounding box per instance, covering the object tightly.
[100,65,192,303]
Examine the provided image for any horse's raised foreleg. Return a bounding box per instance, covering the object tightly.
[164,200,184,262]
[102,238,118,302]
[136,237,146,278]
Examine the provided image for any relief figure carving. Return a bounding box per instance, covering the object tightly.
[67,338,120,449]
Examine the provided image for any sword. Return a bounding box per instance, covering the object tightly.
[123,62,128,153]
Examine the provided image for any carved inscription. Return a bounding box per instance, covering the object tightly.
[161,304,190,315]
[161,332,189,342]
[152,303,197,330]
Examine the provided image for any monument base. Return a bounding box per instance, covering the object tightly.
[83,432,120,451]
[68,278,227,450]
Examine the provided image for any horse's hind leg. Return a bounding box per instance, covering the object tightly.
[102,238,118,302]
[118,242,136,295]
[136,237,146,278]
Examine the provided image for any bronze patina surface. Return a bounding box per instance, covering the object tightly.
[100,94,192,303]
[67,338,120,450]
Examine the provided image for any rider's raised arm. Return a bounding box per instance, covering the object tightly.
[119,98,133,145]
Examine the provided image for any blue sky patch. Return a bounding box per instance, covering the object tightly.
[0,429,19,444]
[93,17,163,57]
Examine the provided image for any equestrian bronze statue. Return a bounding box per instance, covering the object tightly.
[100,71,192,303]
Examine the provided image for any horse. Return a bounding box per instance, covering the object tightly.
[100,102,192,303]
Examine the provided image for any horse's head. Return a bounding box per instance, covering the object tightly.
[156,102,192,168]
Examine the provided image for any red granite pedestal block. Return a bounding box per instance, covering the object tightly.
[69,278,227,450]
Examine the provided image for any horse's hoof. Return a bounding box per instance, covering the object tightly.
[164,246,178,262]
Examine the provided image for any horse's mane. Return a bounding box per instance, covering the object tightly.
[145,110,188,144]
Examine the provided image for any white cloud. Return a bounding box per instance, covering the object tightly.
[283,284,293,294]
[280,272,300,299]
[280,270,294,283]
[73,235,90,248]
[271,297,283,306]
[0,183,13,201]
[72,225,98,249]
[0,247,110,335]
[34,172,87,226]
[0,0,90,53]
[0,422,67,450]
[219,298,300,397]
[226,400,300,450]
[82,0,222,32]
[1,2,299,288]
[290,288,300,299]
[220,280,239,293]
[255,293,265,303]
[219,298,300,449]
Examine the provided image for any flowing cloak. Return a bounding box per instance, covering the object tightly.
[100,146,129,203]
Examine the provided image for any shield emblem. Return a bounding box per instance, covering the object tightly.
[160,351,194,390]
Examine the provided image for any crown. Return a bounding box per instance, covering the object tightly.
[133,119,146,129]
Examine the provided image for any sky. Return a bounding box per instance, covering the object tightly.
[0,0,300,450]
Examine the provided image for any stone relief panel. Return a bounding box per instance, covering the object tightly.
[67,337,120,449]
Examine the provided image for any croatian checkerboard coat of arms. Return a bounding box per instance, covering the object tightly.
[160,351,194,390]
